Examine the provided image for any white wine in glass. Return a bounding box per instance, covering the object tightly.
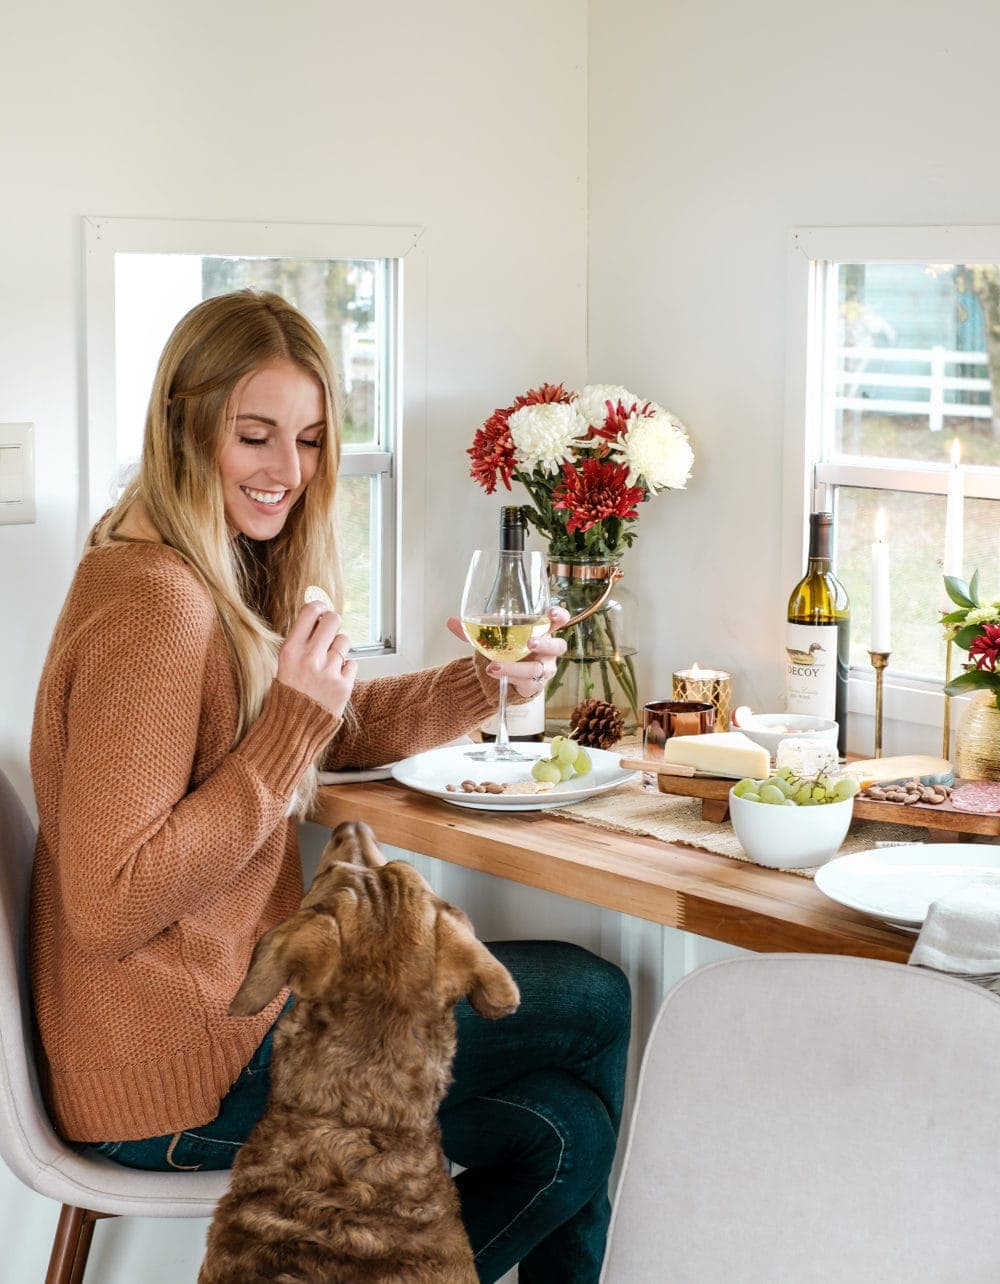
[461,509,550,762]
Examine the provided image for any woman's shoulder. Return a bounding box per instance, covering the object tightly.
[72,540,217,635]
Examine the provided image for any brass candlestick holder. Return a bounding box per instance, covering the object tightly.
[942,637,954,760]
[869,651,890,759]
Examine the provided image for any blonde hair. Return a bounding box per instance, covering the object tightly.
[96,290,344,815]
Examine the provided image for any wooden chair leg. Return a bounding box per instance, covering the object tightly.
[45,1205,110,1284]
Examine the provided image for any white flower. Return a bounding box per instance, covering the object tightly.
[573,384,641,431]
[613,407,694,492]
[508,402,588,474]
[966,606,1000,626]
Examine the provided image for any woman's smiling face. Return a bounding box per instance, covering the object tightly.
[219,360,326,540]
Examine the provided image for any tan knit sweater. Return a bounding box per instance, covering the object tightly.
[30,540,498,1142]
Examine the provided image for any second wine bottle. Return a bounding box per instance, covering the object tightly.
[785,510,850,758]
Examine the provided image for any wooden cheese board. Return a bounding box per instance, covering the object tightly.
[619,756,1000,841]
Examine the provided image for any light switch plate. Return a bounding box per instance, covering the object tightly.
[0,423,35,524]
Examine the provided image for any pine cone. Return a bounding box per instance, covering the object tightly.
[570,698,625,750]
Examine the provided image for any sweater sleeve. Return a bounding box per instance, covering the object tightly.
[56,574,339,960]
[321,653,502,770]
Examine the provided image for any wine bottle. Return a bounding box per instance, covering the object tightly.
[785,511,850,758]
[476,506,548,742]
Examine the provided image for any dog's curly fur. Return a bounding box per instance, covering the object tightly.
[198,821,520,1284]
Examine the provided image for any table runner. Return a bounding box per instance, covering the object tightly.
[554,778,923,878]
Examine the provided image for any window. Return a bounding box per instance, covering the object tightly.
[84,218,427,668]
[788,229,1000,712]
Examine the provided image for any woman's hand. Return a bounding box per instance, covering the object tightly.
[447,606,570,698]
[278,602,357,720]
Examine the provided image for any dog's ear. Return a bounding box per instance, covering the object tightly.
[435,907,520,1019]
[229,909,341,1016]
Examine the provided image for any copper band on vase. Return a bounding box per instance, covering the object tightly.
[547,561,619,581]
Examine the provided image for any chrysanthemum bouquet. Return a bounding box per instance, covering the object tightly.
[468,382,693,559]
[942,571,1000,710]
[469,382,693,730]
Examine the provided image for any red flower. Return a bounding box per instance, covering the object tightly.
[588,399,645,444]
[510,382,574,410]
[969,623,1000,672]
[468,410,516,494]
[552,458,645,533]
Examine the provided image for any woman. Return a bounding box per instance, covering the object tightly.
[29,290,630,1283]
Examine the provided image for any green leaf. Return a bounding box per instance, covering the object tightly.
[969,568,981,606]
[944,670,1000,697]
[943,575,976,609]
[940,609,970,624]
[954,623,985,650]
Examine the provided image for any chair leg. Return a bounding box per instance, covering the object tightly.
[46,1205,111,1284]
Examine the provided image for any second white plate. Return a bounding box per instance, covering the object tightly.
[391,744,636,811]
[814,844,1000,927]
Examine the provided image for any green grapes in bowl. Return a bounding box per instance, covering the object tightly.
[728,769,858,869]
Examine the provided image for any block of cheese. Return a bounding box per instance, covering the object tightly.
[662,731,771,780]
[842,754,954,789]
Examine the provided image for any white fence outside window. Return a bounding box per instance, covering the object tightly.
[836,346,991,432]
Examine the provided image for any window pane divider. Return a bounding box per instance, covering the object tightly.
[338,450,392,476]
[816,458,1000,500]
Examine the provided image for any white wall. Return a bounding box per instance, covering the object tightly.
[0,2,587,1278]
[589,0,1000,743]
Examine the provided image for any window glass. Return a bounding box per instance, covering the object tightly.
[815,260,1000,680]
[337,473,377,645]
[833,263,1000,467]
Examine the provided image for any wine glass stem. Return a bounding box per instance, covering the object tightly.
[494,674,512,753]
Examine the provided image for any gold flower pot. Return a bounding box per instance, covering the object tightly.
[955,690,1000,782]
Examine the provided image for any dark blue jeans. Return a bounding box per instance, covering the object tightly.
[92,941,631,1283]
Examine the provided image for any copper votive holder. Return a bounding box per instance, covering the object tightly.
[672,668,733,732]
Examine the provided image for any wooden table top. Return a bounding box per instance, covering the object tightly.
[312,782,914,963]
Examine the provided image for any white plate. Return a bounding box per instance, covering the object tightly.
[814,844,1000,927]
[391,744,636,811]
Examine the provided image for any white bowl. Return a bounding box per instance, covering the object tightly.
[728,789,854,870]
[736,713,838,761]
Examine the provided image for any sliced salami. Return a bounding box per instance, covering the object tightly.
[951,782,1000,814]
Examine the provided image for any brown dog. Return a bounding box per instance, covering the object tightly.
[198,821,519,1284]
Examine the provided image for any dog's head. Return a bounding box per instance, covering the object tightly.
[229,821,520,1022]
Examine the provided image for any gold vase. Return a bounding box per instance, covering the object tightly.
[955,690,1000,782]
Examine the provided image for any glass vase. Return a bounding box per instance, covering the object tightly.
[545,558,639,737]
[955,690,1000,782]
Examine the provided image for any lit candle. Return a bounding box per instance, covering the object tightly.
[943,438,964,579]
[672,662,733,730]
[870,509,891,653]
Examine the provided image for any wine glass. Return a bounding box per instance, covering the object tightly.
[460,548,550,761]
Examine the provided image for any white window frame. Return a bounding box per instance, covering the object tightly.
[785,225,1000,733]
[83,216,428,677]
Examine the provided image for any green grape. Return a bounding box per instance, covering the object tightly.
[776,767,794,781]
[556,739,579,765]
[793,784,813,805]
[799,796,820,806]
[832,777,859,802]
[759,783,786,805]
[741,791,762,803]
[812,785,827,802]
[532,759,562,784]
[549,736,565,754]
[782,798,797,806]
[574,750,592,777]
[733,778,757,798]
[770,775,796,798]
[558,761,576,781]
